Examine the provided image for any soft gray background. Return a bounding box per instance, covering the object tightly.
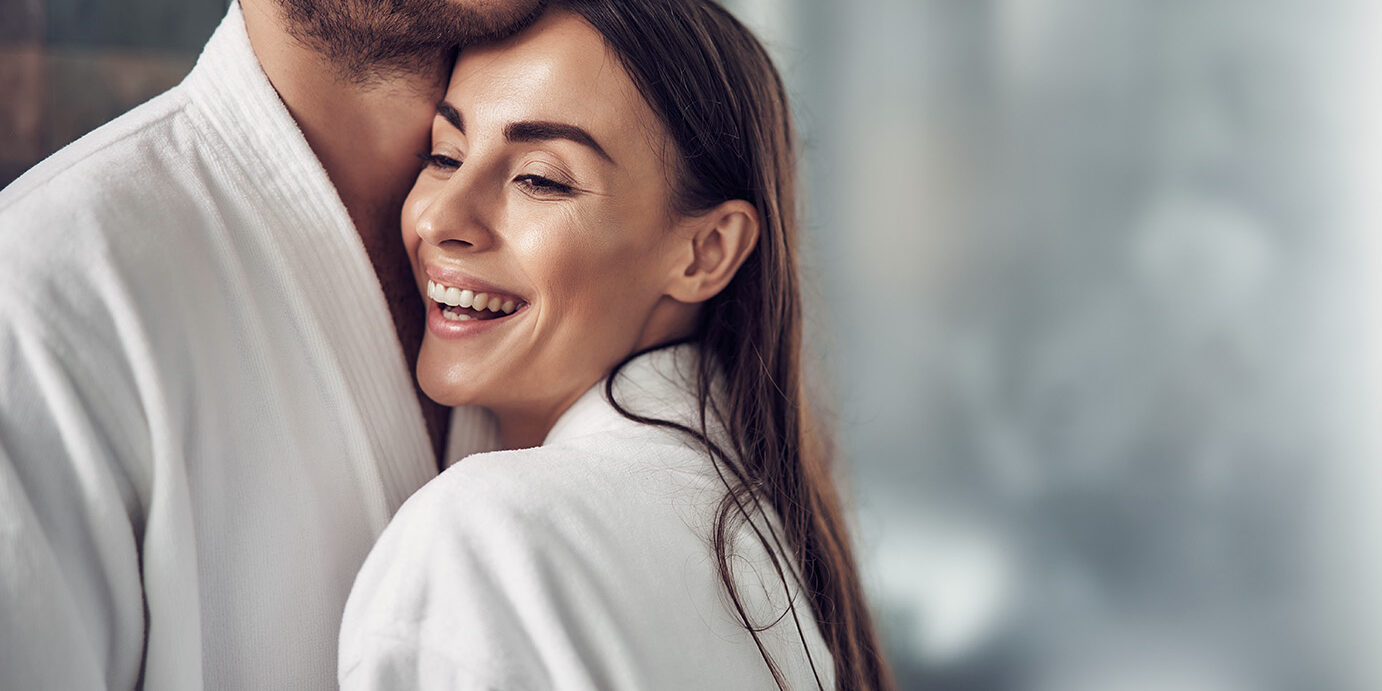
[6,1,1382,689]
[736,1,1381,689]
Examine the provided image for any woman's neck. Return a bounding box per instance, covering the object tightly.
[490,384,596,450]
[495,414,553,450]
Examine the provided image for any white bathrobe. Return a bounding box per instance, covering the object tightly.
[0,3,493,688]
[339,345,836,690]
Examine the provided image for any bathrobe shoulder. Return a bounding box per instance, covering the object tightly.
[339,346,834,690]
[0,3,493,688]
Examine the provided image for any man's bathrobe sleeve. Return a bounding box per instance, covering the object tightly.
[0,301,149,689]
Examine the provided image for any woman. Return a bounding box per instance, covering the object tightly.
[338,1,892,688]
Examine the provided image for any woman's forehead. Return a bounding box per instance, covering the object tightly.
[445,10,651,138]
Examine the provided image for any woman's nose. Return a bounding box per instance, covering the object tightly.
[409,169,497,252]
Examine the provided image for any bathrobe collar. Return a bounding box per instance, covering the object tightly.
[181,2,435,526]
[544,344,718,447]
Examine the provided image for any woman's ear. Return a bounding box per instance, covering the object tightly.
[665,200,760,304]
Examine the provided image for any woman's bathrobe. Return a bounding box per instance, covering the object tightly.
[339,345,835,690]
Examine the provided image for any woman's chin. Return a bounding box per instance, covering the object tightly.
[415,344,500,406]
[416,370,487,408]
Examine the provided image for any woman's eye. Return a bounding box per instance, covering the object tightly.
[515,174,575,196]
[418,152,462,171]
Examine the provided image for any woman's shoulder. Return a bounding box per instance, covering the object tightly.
[344,435,835,690]
[341,446,614,687]
[341,442,758,689]
[411,437,720,559]
[353,437,721,605]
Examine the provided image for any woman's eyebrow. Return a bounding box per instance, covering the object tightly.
[505,121,615,164]
[436,101,614,165]
[437,101,463,132]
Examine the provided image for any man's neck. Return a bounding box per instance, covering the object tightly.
[241,0,448,232]
[241,0,452,464]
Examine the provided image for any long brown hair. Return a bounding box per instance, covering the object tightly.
[561,0,894,688]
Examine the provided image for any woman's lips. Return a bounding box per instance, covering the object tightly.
[421,268,530,339]
[423,279,529,339]
[425,298,526,339]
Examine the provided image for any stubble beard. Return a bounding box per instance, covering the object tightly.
[276,0,548,85]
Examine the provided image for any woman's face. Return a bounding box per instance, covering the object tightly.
[405,10,688,433]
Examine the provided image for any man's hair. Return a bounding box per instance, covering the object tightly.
[277,0,547,84]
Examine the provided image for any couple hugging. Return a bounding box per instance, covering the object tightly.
[0,0,891,688]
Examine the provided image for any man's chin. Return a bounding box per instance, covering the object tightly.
[444,0,549,44]
[276,0,548,78]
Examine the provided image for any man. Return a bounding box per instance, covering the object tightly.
[0,0,542,687]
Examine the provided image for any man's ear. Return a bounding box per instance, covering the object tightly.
[665,200,760,304]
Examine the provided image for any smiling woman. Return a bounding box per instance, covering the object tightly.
[338,1,893,689]
[402,10,726,450]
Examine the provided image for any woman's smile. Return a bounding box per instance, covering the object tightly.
[422,267,530,338]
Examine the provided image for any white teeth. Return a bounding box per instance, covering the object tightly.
[428,281,523,315]
[441,309,474,322]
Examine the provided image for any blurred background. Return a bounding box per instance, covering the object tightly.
[5,0,1382,689]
